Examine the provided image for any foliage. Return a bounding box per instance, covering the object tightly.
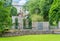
[23,0,53,21]
[0,1,12,32]
[11,7,17,16]
[28,15,32,29]
[30,14,43,22]
[15,18,18,29]
[23,18,26,29]
[23,15,32,29]
[24,0,60,26]
[41,0,53,21]
[49,0,60,26]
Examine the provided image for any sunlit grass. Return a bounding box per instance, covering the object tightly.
[0,34,60,41]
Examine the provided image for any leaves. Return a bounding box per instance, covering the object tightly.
[24,0,60,26]
[23,0,53,21]
[11,7,17,16]
[49,0,60,26]
[0,1,12,32]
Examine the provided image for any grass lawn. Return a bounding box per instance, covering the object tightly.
[0,34,60,41]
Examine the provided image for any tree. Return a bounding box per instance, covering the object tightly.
[23,14,32,29]
[15,18,18,29]
[11,7,17,16]
[49,0,60,26]
[23,0,60,29]
[41,0,53,21]
[0,1,12,32]
[23,0,43,22]
[23,0,53,21]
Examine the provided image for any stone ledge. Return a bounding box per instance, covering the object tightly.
[1,30,53,37]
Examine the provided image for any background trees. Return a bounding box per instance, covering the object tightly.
[11,7,17,16]
[23,0,53,22]
[24,0,60,27]
[0,0,18,32]
[49,0,60,26]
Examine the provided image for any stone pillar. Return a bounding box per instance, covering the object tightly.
[18,16,23,31]
[12,16,17,30]
[58,21,60,29]
[43,22,49,31]
[32,22,38,31]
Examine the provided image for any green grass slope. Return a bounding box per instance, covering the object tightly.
[0,34,60,41]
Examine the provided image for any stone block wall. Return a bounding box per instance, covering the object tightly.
[43,22,49,31]
[32,22,49,31]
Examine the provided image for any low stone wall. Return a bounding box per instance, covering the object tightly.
[32,22,49,31]
[1,30,53,37]
[2,22,60,37]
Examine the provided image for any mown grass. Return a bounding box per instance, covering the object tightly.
[0,34,60,41]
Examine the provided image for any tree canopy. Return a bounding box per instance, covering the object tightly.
[23,0,53,21]
[49,0,60,26]
[24,0,60,26]
[0,1,12,32]
[11,7,17,16]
